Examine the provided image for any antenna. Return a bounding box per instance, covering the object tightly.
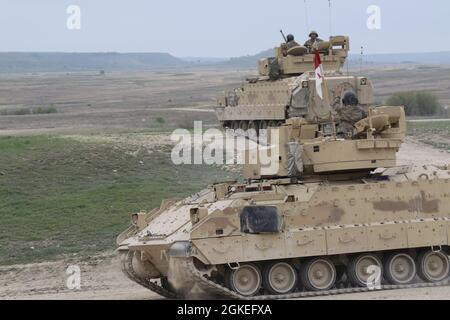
[280,29,287,43]
[346,54,350,78]
[360,46,364,75]
[304,0,310,34]
[328,0,332,36]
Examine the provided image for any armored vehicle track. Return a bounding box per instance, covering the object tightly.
[121,249,450,300]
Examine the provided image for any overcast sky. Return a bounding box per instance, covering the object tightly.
[0,0,448,57]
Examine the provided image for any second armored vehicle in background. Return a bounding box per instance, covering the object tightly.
[215,36,374,133]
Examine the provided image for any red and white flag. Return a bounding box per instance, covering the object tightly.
[314,51,324,99]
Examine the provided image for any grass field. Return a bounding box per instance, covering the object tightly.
[0,134,238,265]
[407,120,450,151]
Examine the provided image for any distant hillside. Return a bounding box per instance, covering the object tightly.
[220,50,450,69]
[220,48,276,68]
[0,52,186,73]
[180,56,228,64]
[349,51,450,66]
[1,50,450,73]
[214,49,450,68]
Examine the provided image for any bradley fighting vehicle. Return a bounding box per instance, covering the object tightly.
[215,35,374,133]
[117,37,450,299]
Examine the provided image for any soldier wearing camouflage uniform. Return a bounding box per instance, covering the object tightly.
[304,30,323,52]
[335,92,368,138]
[286,34,300,49]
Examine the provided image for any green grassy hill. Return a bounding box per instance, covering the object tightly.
[0,135,238,265]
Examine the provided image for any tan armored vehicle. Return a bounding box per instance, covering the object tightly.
[118,101,450,298]
[215,36,374,133]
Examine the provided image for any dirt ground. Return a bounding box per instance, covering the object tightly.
[397,137,450,166]
[0,252,157,300]
[1,137,449,301]
[0,69,245,136]
[1,66,450,136]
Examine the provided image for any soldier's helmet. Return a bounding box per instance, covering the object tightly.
[287,34,295,42]
[342,91,359,106]
[309,30,319,37]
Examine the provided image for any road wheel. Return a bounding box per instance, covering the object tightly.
[227,264,262,297]
[267,120,277,128]
[384,252,416,285]
[258,121,268,143]
[417,250,450,283]
[263,261,297,295]
[238,120,248,131]
[247,121,258,141]
[347,253,383,287]
[259,120,268,130]
[300,257,337,291]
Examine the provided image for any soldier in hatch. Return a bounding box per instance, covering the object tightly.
[304,30,323,52]
[335,92,368,138]
[286,34,300,49]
